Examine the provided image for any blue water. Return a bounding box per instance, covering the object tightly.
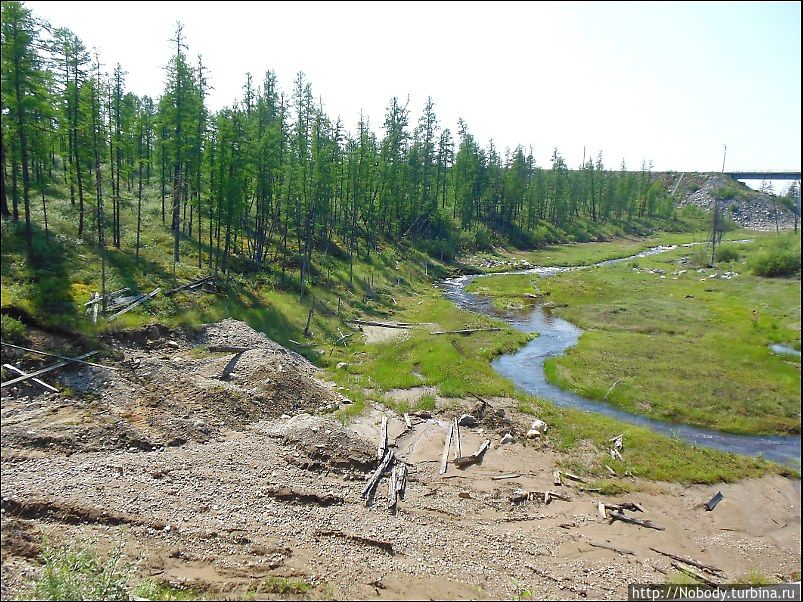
[443,245,801,467]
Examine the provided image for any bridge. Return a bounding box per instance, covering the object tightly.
[725,171,801,181]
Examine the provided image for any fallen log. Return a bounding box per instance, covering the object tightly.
[2,364,58,393]
[362,449,395,503]
[378,415,388,460]
[605,502,645,513]
[511,489,570,505]
[562,471,586,483]
[1,351,99,389]
[609,511,664,531]
[165,275,214,296]
[649,548,724,577]
[492,473,521,481]
[430,328,503,335]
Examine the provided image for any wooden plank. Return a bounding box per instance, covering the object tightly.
[0,343,117,371]
[553,470,562,486]
[453,417,461,460]
[165,276,214,296]
[492,473,521,481]
[1,351,98,389]
[208,345,251,353]
[2,364,59,393]
[387,463,398,509]
[649,547,724,576]
[430,328,502,335]
[83,287,129,306]
[562,471,586,483]
[395,463,408,500]
[609,511,664,531]
[403,413,412,429]
[605,464,617,477]
[108,287,160,320]
[598,501,607,520]
[454,439,491,468]
[346,319,411,329]
[439,422,453,475]
[378,415,388,460]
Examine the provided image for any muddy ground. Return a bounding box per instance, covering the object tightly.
[1,320,800,600]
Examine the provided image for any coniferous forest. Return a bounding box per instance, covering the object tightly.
[1,2,679,290]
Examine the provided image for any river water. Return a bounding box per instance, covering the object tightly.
[442,245,801,467]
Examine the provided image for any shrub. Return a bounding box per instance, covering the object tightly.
[749,238,801,278]
[23,545,129,601]
[715,245,740,263]
[1,315,28,344]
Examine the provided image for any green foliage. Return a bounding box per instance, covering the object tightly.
[715,244,741,263]
[749,235,801,278]
[0,314,28,343]
[261,576,312,595]
[21,544,129,601]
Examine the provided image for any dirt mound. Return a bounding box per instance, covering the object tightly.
[1,320,341,455]
[264,413,375,475]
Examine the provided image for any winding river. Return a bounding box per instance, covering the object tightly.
[443,245,801,467]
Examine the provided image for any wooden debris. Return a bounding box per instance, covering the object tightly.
[588,541,635,556]
[395,463,408,500]
[1,351,99,389]
[553,471,563,486]
[605,464,617,477]
[609,511,664,531]
[165,275,215,296]
[429,327,503,335]
[378,415,388,460]
[605,501,644,513]
[598,501,607,520]
[346,319,411,329]
[562,471,586,483]
[83,287,130,306]
[511,489,570,505]
[604,380,621,401]
[454,439,491,468]
[492,473,521,481]
[670,561,719,587]
[335,330,354,346]
[439,422,454,475]
[220,351,244,380]
[109,288,160,320]
[362,449,395,504]
[1,343,117,371]
[2,364,58,393]
[387,464,398,509]
[704,491,723,511]
[208,345,251,353]
[610,448,623,461]
[403,413,412,429]
[314,530,394,556]
[303,299,315,338]
[649,547,724,577]
[453,417,461,460]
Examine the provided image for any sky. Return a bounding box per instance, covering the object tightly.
[25,1,802,187]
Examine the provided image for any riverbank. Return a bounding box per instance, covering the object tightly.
[466,232,801,436]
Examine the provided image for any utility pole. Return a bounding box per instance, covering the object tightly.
[711,144,726,264]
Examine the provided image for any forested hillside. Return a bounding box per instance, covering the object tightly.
[1,1,688,289]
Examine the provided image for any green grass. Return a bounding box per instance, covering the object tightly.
[471,233,801,435]
[260,576,312,595]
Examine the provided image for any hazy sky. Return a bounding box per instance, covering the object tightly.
[26,1,802,177]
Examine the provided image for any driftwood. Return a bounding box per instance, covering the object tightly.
[362,449,395,503]
[1,351,99,389]
[439,422,454,475]
[605,501,645,513]
[553,471,563,486]
[109,288,160,320]
[704,491,723,511]
[403,413,412,428]
[335,330,354,346]
[610,448,623,461]
[562,471,586,483]
[605,464,617,477]
[609,511,664,531]
[2,364,58,393]
[511,489,570,505]
[598,501,607,520]
[492,473,521,481]
[454,439,491,468]
[649,547,724,577]
[588,541,635,556]
[303,299,315,338]
[430,328,503,335]
[670,562,719,587]
[83,287,130,306]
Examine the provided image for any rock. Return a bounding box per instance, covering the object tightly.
[500,433,515,444]
[147,325,161,341]
[336,362,348,369]
[526,429,541,439]
[529,419,548,434]
[166,340,179,349]
[458,414,479,427]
